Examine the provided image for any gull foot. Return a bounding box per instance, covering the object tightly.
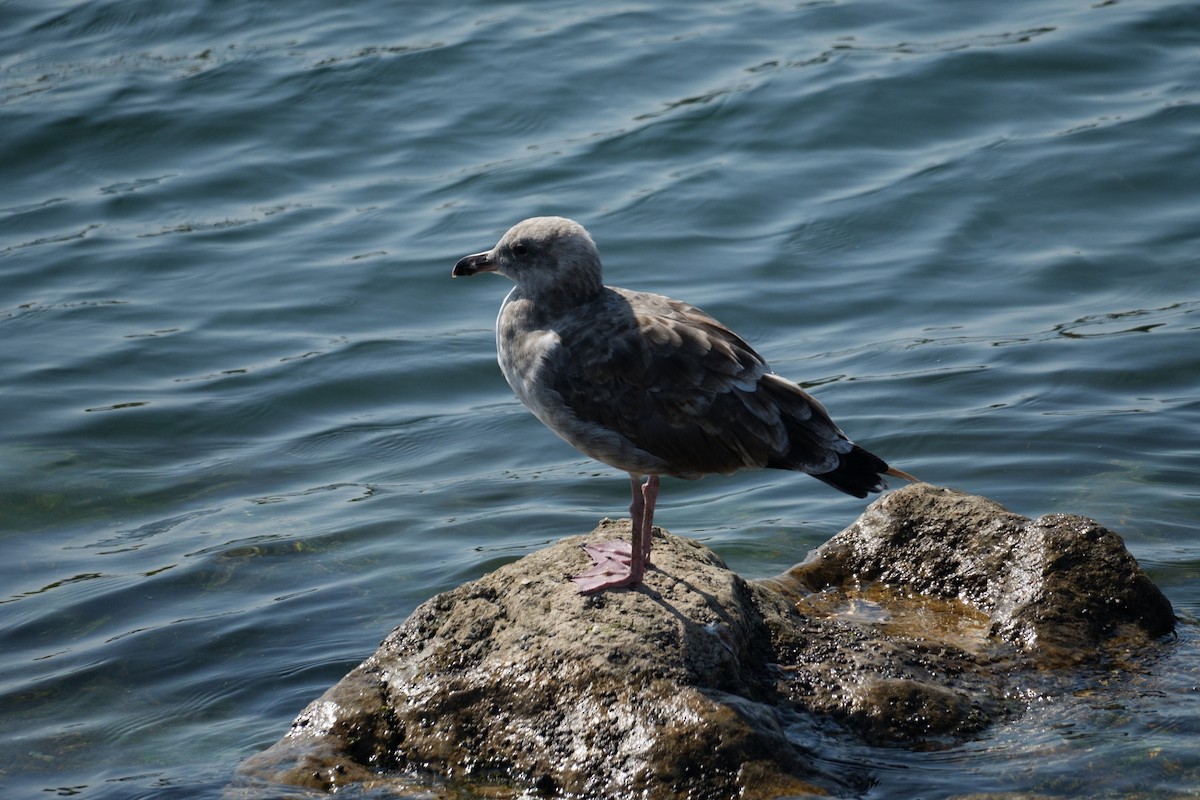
[582,540,631,562]
[572,540,645,594]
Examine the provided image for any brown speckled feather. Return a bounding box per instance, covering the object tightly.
[547,287,849,480]
[455,216,905,502]
[454,216,911,592]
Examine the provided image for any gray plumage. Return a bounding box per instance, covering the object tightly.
[453,216,913,592]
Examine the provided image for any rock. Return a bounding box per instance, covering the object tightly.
[784,485,1177,666]
[236,484,1175,798]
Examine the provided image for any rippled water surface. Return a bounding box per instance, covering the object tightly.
[2,1,1198,797]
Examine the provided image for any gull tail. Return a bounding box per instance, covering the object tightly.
[812,447,919,499]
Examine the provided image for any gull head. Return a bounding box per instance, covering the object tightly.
[452,216,604,305]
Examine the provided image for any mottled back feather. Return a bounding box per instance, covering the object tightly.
[548,288,850,480]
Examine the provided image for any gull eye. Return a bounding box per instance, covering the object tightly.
[511,242,529,257]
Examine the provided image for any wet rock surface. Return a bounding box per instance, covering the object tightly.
[237,484,1175,798]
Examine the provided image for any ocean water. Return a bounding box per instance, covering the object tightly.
[2,0,1198,797]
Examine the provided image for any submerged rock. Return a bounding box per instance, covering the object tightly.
[237,484,1174,798]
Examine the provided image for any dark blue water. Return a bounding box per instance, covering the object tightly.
[2,1,1197,797]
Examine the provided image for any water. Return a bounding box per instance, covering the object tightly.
[2,0,1198,797]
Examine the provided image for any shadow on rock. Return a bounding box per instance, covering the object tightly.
[234,484,1175,799]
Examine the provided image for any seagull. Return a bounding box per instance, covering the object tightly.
[452,216,915,593]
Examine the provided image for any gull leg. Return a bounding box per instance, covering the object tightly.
[639,475,660,565]
[572,473,648,593]
[629,472,646,572]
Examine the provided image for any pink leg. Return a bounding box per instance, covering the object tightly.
[572,474,659,594]
[628,473,646,575]
[639,475,660,565]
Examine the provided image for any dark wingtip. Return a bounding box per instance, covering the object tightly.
[811,444,897,498]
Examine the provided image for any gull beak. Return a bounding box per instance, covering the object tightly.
[452,250,498,277]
